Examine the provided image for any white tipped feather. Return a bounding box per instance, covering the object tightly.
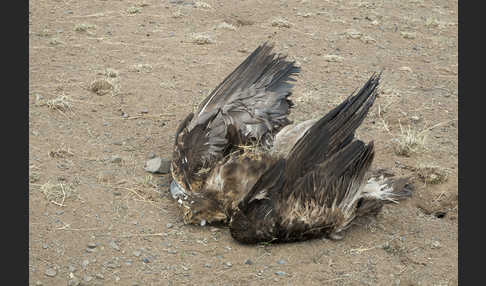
[361,176,399,203]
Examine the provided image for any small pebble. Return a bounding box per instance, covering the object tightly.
[244,259,253,265]
[42,243,49,249]
[144,157,171,174]
[204,263,211,268]
[143,257,151,263]
[168,249,177,254]
[82,260,90,268]
[68,265,77,273]
[87,242,97,249]
[84,275,93,282]
[133,250,142,257]
[44,268,57,277]
[224,262,232,268]
[96,273,104,280]
[35,281,43,286]
[166,223,173,229]
[277,259,286,265]
[275,271,287,276]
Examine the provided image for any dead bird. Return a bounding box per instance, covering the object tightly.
[229,73,413,244]
[169,43,413,243]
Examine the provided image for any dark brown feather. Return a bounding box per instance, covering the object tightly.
[284,72,381,185]
[172,42,300,197]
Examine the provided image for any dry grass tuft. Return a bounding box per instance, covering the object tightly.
[39,181,76,207]
[171,10,184,18]
[129,63,153,73]
[191,33,215,45]
[104,68,119,78]
[323,54,344,62]
[36,29,51,37]
[392,120,427,157]
[49,144,74,158]
[194,1,211,8]
[74,23,96,32]
[415,165,449,185]
[89,78,115,95]
[127,6,142,14]
[41,95,74,112]
[271,17,292,28]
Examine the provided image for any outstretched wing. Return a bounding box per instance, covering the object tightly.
[189,42,299,140]
[283,72,381,185]
[173,43,299,189]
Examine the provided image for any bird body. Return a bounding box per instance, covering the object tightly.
[169,43,412,243]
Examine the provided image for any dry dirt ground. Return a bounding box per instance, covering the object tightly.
[29,0,458,285]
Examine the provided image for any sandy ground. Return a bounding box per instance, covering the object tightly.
[29,0,457,285]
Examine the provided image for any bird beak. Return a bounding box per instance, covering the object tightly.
[170,180,187,200]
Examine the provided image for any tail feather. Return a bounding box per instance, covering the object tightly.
[357,175,413,217]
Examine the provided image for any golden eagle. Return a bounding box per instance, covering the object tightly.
[170,43,412,244]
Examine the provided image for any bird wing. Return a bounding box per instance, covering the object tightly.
[175,43,299,184]
[283,72,381,186]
